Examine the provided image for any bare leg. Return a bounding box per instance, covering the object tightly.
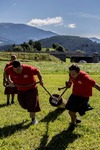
[30,112,38,124]
[67,110,77,131]
[69,110,77,124]
[30,112,35,119]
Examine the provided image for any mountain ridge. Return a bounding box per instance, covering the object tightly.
[39,35,100,54]
[0,22,58,45]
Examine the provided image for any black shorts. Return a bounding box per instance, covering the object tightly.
[65,94,90,116]
[18,88,41,112]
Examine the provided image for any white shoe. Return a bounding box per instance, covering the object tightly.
[32,119,38,125]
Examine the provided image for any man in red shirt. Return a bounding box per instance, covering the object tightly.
[3,55,18,105]
[4,60,44,125]
[65,64,100,131]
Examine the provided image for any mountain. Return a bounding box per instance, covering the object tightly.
[0,23,58,45]
[0,23,100,54]
[0,36,15,46]
[89,37,100,43]
[39,35,100,54]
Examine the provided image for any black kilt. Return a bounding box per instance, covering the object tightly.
[65,94,93,116]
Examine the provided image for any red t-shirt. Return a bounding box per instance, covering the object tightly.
[70,70,96,97]
[4,61,13,70]
[5,64,40,91]
[4,61,14,81]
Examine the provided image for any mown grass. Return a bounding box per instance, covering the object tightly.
[0,57,100,150]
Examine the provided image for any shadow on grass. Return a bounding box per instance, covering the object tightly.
[0,103,7,108]
[48,130,81,150]
[36,129,81,150]
[40,108,66,123]
[0,120,31,138]
[37,108,81,150]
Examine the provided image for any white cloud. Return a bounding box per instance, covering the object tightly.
[27,17,63,26]
[67,24,76,28]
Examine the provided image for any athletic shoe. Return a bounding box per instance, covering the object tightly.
[68,123,76,131]
[32,119,38,125]
[76,119,81,124]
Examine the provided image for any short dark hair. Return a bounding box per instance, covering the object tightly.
[69,64,80,73]
[12,60,21,68]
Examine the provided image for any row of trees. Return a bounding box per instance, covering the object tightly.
[6,39,87,56]
[7,40,67,53]
[11,40,42,52]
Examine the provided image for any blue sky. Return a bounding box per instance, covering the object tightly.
[1,0,100,38]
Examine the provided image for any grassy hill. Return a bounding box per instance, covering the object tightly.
[0,52,61,62]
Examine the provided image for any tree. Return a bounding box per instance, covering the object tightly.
[28,40,33,45]
[34,41,41,51]
[56,45,65,52]
[52,43,57,49]
[12,46,23,52]
[28,40,35,48]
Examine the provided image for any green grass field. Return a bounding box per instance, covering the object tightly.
[0,58,100,150]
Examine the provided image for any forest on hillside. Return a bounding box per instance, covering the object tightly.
[0,35,100,55]
[39,35,100,54]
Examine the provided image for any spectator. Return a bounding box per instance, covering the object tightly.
[3,55,18,105]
